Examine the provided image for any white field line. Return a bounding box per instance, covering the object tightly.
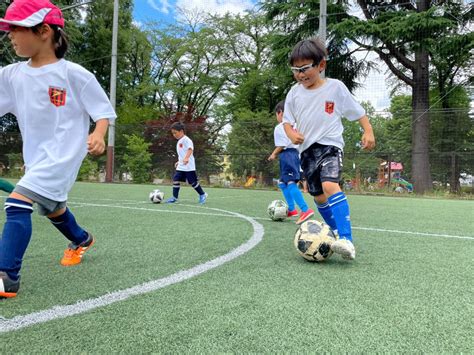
[68,201,474,241]
[247,215,473,240]
[350,226,474,241]
[0,205,264,333]
[1,195,473,240]
[2,195,473,240]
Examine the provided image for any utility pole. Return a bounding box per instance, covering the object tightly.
[319,0,327,78]
[105,0,119,182]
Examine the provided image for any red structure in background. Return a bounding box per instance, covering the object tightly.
[378,161,404,188]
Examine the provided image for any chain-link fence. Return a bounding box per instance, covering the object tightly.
[1,0,472,196]
[1,122,472,195]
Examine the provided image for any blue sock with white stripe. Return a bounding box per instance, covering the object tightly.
[316,201,337,231]
[173,182,180,199]
[278,183,295,211]
[0,198,33,281]
[48,208,88,246]
[287,182,308,212]
[191,181,205,196]
[328,192,352,241]
[48,208,89,245]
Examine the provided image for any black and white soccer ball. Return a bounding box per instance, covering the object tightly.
[267,200,288,221]
[294,220,337,262]
[149,189,165,204]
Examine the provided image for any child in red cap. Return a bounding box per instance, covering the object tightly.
[0,0,117,298]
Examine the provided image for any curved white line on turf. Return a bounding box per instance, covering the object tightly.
[0,206,264,333]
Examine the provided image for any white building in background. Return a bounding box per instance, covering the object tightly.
[459,173,473,187]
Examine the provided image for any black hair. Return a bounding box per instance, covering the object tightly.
[274,100,285,114]
[31,23,68,59]
[289,37,327,66]
[171,122,185,132]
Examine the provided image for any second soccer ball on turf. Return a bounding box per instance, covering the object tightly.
[149,189,165,204]
[267,200,288,221]
[294,220,337,262]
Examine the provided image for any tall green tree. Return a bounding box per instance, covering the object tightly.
[123,134,152,183]
[261,0,374,93]
[226,109,277,184]
[332,0,472,193]
[74,0,134,102]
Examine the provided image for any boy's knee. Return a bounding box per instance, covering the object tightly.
[8,192,33,204]
[314,194,327,205]
[46,207,67,219]
[322,181,341,196]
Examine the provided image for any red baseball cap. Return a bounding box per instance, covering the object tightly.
[0,0,64,32]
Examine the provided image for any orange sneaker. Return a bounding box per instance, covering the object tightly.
[287,209,299,218]
[0,271,19,299]
[61,234,95,266]
[296,209,314,225]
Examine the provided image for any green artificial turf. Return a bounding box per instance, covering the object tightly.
[0,182,473,352]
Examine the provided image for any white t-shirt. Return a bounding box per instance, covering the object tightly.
[283,78,365,152]
[0,59,116,201]
[176,135,196,171]
[274,122,297,150]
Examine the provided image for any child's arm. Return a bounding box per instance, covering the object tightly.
[87,119,109,155]
[358,116,375,151]
[183,148,193,165]
[283,123,304,145]
[268,147,284,161]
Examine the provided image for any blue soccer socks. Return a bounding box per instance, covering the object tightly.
[328,192,352,241]
[287,182,308,213]
[48,208,88,246]
[316,201,337,231]
[0,198,34,281]
[279,183,295,211]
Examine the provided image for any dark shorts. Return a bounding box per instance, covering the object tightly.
[300,142,343,196]
[173,170,198,185]
[279,148,301,184]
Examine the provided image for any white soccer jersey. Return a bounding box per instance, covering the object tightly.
[0,59,116,201]
[176,135,196,171]
[274,122,297,149]
[283,78,365,152]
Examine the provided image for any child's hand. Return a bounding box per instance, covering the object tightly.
[87,133,106,155]
[183,158,189,165]
[361,131,375,151]
[268,153,277,161]
[291,131,305,145]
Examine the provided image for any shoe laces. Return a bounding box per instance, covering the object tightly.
[64,245,79,257]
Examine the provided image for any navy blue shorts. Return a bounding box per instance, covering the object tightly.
[279,148,301,184]
[173,170,198,185]
[300,143,343,196]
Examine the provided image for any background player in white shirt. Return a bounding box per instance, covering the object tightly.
[0,0,116,298]
[283,38,375,260]
[268,100,314,224]
[166,122,208,204]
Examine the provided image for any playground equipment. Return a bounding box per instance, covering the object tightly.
[244,176,256,187]
[378,161,413,192]
[392,177,413,192]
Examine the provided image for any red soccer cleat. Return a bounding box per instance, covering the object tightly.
[296,209,314,225]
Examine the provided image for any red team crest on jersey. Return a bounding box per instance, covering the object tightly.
[325,101,335,114]
[49,86,67,107]
[179,143,183,148]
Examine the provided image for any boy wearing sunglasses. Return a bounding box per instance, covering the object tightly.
[283,38,375,260]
